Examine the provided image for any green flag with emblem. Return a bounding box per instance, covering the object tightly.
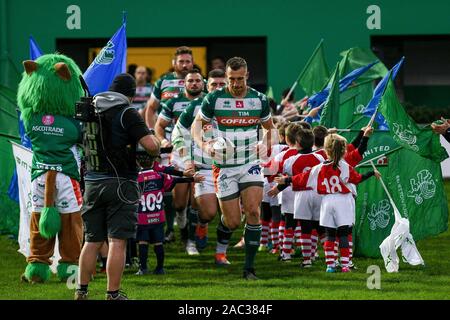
[319,64,340,128]
[343,130,448,258]
[378,79,448,163]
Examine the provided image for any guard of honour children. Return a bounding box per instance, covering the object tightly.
[19,45,387,300]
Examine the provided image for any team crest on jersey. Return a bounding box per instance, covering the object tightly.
[407,169,436,205]
[178,80,185,85]
[42,115,54,125]
[367,199,391,231]
[94,41,115,65]
[236,100,244,108]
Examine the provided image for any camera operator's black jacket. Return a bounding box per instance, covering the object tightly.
[84,91,151,181]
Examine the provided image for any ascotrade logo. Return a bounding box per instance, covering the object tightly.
[42,115,55,126]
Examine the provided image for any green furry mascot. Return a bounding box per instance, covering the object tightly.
[18,53,84,283]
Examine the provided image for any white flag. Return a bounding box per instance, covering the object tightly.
[11,141,60,273]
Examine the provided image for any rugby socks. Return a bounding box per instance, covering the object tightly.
[334,239,339,261]
[294,222,302,249]
[216,215,233,254]
[348,231,353,264]
[324,241,336,268]
[310,229,319,258]
[340,247,350,268]
[300,233,312,263]
[154,244,164,270]
[278,220,285,245]
[270,221,280,250]
[260,220,270,247]
[164,194,175,233]
[188,208,199,242]
[244,224,262,270]
[282,228,294,256]
[78,284,88,293]
[138,244,149,271]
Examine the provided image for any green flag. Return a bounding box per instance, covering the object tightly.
[352,132,448,257]
[378,79,448,163]
[319,64,340,128]
[386,149,448,241]
[339,47,388,83]
[297,39,330,96]
[338,79,374,129]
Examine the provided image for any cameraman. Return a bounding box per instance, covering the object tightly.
[76,73,160,300]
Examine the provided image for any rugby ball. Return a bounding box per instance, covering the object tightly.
[213,137,235,158]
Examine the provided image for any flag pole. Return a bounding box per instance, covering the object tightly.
[285,39,324,102]
[369,160,402,222]
[355,146,403,168]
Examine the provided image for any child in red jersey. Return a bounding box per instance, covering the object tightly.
[282,134,380,273]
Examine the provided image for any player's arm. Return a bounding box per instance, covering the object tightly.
[143,95,160,129]
[155,117,171,147]
[192,95,215,157]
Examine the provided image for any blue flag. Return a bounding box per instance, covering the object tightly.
[29,35,43,60]
[308,60,379,108]
[363,57,405,130]
[83,21,127,95]
[307,60,379,123]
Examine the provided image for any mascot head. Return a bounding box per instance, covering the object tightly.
[17,53,84,125]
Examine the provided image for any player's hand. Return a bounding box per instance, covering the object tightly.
[328,127,338,134]
[374,169,381,179]
[267,186,280,198]
[274,175,287,185]
[193,173,205,183]
[431,117,450,135]
[202,139,217,157]
[161,138,172,148]
[307,106,321,118]
[183,168,195,177]
[363,125,374,137]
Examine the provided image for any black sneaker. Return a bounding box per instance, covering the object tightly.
[153,268,165,275]
[179,226,189,244]
[243,268,258,280]
[106,290,128,300]
[74,289,88,300]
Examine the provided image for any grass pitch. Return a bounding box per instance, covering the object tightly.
[0,182,449,300]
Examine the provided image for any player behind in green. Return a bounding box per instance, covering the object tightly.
[172,69,227,258]
[155,69,205,255]
[192,57,277,279]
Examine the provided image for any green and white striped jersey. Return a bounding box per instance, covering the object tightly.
[152,72,185,105]
[175,96,216,168]
[199,87,271,168]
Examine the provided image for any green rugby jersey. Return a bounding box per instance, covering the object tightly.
[159,93,194,125]
[152,72,185,106]
[24,114,82,181]
[177,96,215,168]
[199,87,271,168]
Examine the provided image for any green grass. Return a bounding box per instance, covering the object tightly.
[1,182,450,300]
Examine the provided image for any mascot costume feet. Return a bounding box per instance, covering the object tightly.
[18,54,84,283]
